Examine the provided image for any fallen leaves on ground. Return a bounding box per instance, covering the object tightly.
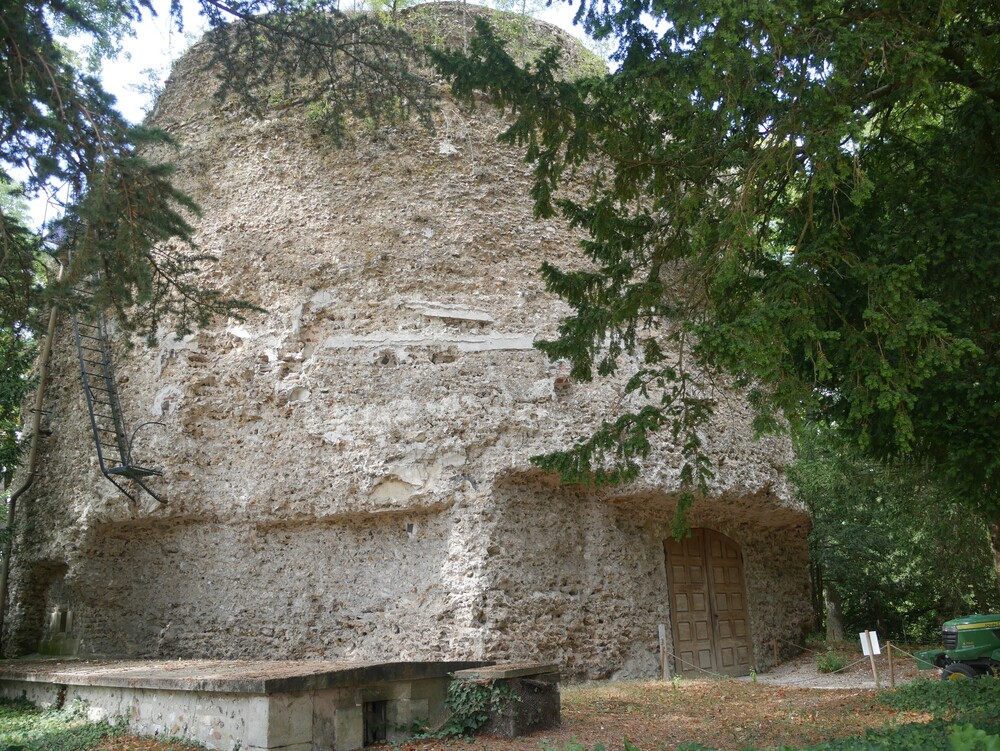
[76,674,933,750]
[396,679,932,751]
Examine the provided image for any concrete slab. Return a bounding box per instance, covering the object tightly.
[0,658,487,751]
[0,657,484,693]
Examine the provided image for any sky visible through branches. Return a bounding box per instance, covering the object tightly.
[23,0,587,230]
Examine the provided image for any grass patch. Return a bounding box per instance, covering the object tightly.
[0,697,124,751]
[0,697,204,751]
[676,719,1000,750]
[672,680,1000,750]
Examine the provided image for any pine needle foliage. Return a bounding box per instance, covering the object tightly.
[2,0,438,343]
[432,1,1000,541]
[0,0,439,490]
[1,0,255,338]
[197,0,436,144]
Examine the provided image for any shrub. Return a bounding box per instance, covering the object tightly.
[816,650,848,674]
[879,677,1000,723]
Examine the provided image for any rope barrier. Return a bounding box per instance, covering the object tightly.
[663,639,930,689]
[662,648,730,680]
[883,643,922,661]
[751,656,872,687]
[661,647,871,687]
[774,635,825,656]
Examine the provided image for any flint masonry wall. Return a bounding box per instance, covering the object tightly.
[478,477,812,679]
[5,4,812,678]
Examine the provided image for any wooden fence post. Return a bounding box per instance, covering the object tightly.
[658,624,668,680]
[888,641,895,689]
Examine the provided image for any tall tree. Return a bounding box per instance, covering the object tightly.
[790,424,999,641]
[0,183,37,495]
[433,1,1000,575]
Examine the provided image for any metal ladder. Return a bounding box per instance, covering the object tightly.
[71,311,165,504]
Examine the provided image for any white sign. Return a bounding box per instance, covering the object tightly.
[859,630,881,656]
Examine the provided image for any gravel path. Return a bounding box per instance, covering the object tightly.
[748,647,924,689]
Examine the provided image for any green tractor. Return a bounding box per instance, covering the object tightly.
[915,614,1000,679]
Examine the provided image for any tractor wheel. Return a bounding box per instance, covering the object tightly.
[942,663,979,680]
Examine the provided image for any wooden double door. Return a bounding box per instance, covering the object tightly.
[664,528,752,677]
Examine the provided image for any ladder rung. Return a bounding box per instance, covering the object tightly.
[81,358,107,366]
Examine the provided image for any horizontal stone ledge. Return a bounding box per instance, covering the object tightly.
[0,659,490,695]
[321,333,536,351]
[452,663,560,681]
[404,301,495,323]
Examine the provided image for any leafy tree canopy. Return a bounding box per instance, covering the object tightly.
[790,424,999,641]
[433,2,1000,542]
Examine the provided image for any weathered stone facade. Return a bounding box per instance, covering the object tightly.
[4,4,811,679]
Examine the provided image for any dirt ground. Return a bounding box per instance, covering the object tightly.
[399,649,931,751]
[93,648,932,751]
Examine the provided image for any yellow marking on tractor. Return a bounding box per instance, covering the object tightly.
[957,621,1000,630]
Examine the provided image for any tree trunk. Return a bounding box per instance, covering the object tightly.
[810,560,824,633]
[0,303,58,656]
[825,584,846,642]
[989,518,1000,601]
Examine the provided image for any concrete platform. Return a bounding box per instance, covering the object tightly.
[0,658,487,750]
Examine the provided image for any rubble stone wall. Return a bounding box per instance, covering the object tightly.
[4,4,812,679]
[478,477,812,678]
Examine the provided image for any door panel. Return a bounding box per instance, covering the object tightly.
[665,529,753,677]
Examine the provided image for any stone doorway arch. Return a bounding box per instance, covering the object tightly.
[664,528,752,677]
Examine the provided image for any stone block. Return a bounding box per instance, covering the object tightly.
[266,691,313,747]
[333,697,364,751]
[386,697,429,742]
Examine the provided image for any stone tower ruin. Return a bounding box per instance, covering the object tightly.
[3,3,811,680]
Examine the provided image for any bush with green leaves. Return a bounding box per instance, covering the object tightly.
[434,678,520,737]
[879,678,1000,724]
[816,650,849,674]
[791,425,1000,642]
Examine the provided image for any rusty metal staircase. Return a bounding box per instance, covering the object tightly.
[71,310,165,504]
